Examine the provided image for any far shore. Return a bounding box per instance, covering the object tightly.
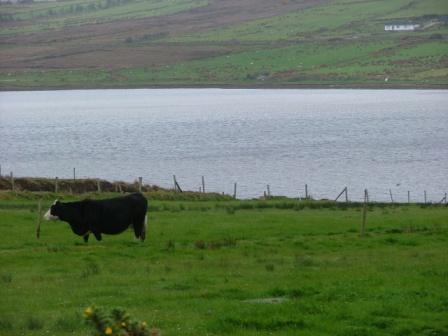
[1,82,447,92]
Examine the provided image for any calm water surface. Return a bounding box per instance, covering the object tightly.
[0,89,447,201]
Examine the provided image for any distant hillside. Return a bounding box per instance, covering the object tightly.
[0,0,447,89]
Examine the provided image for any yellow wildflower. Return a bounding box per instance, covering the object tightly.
[105,326,113,335]
[142,321,147,328]
[121,322,126,327]
[84,307,93,317]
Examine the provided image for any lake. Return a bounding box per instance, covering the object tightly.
[0,89,447,201]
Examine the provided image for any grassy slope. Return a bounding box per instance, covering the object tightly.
[0,0,447,88]
[0,0,209,34]
[0,193,447,335]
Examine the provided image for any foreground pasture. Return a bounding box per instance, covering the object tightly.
[0,196,447,335]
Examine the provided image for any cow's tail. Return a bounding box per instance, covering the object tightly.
[140,214,147,241]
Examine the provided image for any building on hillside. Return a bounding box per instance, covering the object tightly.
[384,22,420,31]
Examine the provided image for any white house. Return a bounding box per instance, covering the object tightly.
[384,22,420,31]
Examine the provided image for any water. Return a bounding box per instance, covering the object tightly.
[0,89,447,201]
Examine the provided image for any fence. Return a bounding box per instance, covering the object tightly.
[0,171,447,205]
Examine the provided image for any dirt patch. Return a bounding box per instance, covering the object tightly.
[242,297,289,304]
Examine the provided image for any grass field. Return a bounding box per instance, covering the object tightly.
[0,0,447,88]
[1,192,447,335]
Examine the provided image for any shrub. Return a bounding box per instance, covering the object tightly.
[1,273,12,283]
[26,316,44,330]
[194,240,206,249]
[84,306,158,336]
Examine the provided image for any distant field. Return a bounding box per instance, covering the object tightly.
[0,0,447,88]
[0,192,447,335]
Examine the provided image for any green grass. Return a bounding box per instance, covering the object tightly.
[0,192,447,335]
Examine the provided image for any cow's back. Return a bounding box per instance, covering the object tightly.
[86,193,147,234]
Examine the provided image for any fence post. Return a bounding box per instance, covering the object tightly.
[173,175,182,193]
[345,187,348,203]
[36,199,42,239]
[233,182,237,199]
[408,191,410,204]
[335,187,347,202]
[97,179,101,193]
[138,177,142,193]
[305,184,308,199]
[267,184,271,197]
[10,171,14,191]
[55,177,59,193]
[424,190,427,204]
[202,176,205,193]
[73,168,76,181]
[389,189,394,203]
[361,189,368,237]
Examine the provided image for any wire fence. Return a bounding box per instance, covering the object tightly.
[1,169,447,205]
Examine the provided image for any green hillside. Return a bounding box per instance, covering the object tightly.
[0,0,447,89]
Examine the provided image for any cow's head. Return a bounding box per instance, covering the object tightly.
[44,200,62,221]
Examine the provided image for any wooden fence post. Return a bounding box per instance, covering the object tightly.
[305,184,308,199]
[73,168,76,181]
[424,190,427,204]
[55,177,59,193]
[267,184,271,197]
[335,187,347,202]
[202,176,205,193]
[173,175,182,193]
[361,189,368,237]
[233,182,237,199]
[36,199,42,239]
[408,191,410,204]
[389,189,394,203]
[138,177,142,193]
[97,179,101,193]
[345,187,348,203]
[10,171,14,191]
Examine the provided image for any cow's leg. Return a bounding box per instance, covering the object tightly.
[83,234,90,243]
[93,231,102,241]
[133,214,147,242]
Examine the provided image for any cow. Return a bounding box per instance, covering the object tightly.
[43,193,148,242]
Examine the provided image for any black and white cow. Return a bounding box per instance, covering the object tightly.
[44,193,148,242]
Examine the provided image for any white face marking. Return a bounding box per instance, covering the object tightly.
[43,199,60,221]
[44,209,59,220]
